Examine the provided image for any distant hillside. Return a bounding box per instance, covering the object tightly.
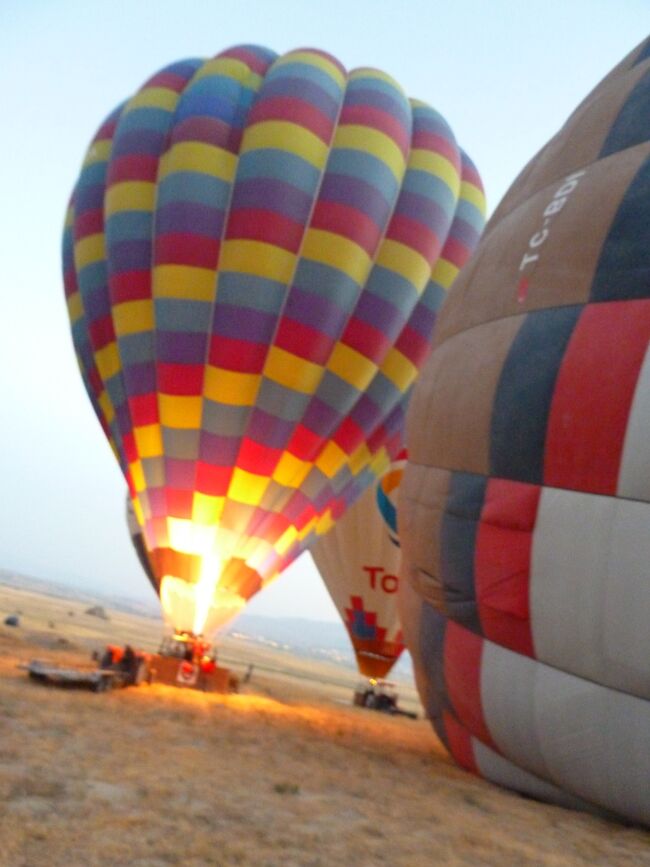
[228,613,414,682]
[0,569,161,620]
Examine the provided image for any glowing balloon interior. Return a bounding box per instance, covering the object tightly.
[63,45,484,637]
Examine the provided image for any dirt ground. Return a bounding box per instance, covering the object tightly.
[1,585,650,867]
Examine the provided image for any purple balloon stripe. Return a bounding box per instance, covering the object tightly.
[155,201,225,237]
[413,108,454,133]
[211,304,277,340]
[107,238,152,272]
[147,487,167,518]
[281,489,311,523]
[282,286,346,337]
[394,190,451,233]
[111,128,167,157]
[156,331,208,364]
[449,217,482,247]
[318,173,391,225]
[122,361,157,395]
[350,391,383,430]
[404,303,437,339]
[75,182,105,212]
[230,178,313,223]
[312,484,334,514]
[164,458,196,488]
[343,85,410,128]
[260,75,340,119]
[301,396,342,433]
[353,290,404,334]
[247,407,296,448]
[81,283,111,320]
[199,432,240,465]
[115,402,132,438]
[171,116,242,152]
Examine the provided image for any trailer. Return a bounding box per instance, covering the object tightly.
[25,659,129,692]
[353,679,418,719]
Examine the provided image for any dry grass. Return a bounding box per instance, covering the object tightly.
[1,586,650,866]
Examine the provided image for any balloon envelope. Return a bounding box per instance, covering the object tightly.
[63,45,484,638]
[311,473,404,679]
[376,450,406,547]
[400,36,650,824]
[126,496,157,589]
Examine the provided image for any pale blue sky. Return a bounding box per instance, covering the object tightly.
[1,0,648,621]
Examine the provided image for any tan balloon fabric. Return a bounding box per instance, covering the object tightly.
[399,466,451,611]
[407,315,524,474]
[311,483,404,678]
[436,142,650,345]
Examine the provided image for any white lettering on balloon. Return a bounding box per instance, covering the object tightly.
[516,169,586,302]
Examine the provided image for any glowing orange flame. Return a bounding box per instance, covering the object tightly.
[159,519,246,638]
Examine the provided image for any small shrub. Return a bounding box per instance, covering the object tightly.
[273,782,300,795]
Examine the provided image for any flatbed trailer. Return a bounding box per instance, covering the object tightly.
[25,659,129,692]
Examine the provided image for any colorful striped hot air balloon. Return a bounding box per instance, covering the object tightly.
[400,36,650,825]
[62,44,484,638]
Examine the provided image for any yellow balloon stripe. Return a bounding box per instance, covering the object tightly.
[124,87,179,113]
[129,460,146,493]
[229,467,271,506]
[272,452,311,487]
[410,149,461,198]
[462,177,487,212]
[272,50,346,89]
[375,239,432,286]
[430,258,460,292]
[154,265,217,301]
[97,390,115,425]
[191,492,225,526]
[134,424,163,459]
[204,367,260,406]
[333,125,406,182]
[94,343,121,381]
[193,56,264,90]
[82,139,111,168]
[74,233,105,269]
[105,181,156,216]
[158,141,237,182]
[301,229,372,284]
[241,120,330,169]
[328,343,378,388]
[220,239,296,283]
[265,346,323,394]
[66,292,83,325]
[315,440,348,478]
[349,66,405,93]
[112,299,154,336]
[380,346,418,391]
[159,394,203,429]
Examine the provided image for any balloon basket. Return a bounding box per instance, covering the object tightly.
[147,632,239,694]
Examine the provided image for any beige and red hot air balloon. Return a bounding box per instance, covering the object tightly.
[400,36,650,825]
